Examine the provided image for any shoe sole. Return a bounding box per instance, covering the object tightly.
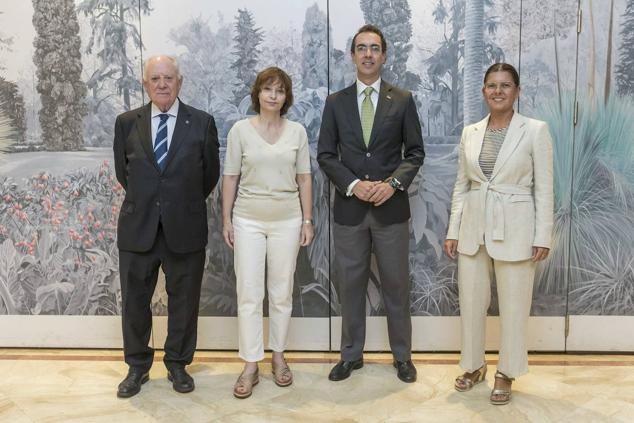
[233,379,259,399]
[272,374,293,388]
[167,372,195,393]
[328,362,364,381]
[117,374,149,398]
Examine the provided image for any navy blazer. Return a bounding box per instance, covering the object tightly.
[113,101,220,253]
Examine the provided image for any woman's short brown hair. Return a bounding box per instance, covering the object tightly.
[250,67,294,115]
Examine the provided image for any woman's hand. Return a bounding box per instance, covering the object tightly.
[223,221,235,250]
[532,247,549,262]
[444,239,458,259]
[300,222,314,246]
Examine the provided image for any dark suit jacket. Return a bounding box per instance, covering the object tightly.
[317,81,425,225]
[113,100,220,254]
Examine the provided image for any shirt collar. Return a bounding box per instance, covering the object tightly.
[356,78,381,97]
[151,98,179,119]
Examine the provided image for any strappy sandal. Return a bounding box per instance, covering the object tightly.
[272,359,293,387]
[454,364,487,392]
[233,367,259,399]
[490,370,514,405]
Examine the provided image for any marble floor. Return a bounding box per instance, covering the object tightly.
[0,350,633,422]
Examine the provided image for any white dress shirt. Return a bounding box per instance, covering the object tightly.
[347,78,382,196]
[150,99,179,150]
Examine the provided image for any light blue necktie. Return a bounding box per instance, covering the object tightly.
[154,114,169,171]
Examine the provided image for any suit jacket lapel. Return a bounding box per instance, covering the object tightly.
[368,81,393,147]
[161,100,192,172]
[343,84,365,147]
[136,103,160,172]
[469,115,489,181]
[490,112,527,179]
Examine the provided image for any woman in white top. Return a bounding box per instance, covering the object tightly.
[222,67,314,399]
[444,63,553,405]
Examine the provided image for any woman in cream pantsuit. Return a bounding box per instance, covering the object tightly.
[222,67,314,399]
[444,63,553,405]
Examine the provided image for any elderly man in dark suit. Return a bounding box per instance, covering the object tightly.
[317,25,425,383]
[113,55,220,398]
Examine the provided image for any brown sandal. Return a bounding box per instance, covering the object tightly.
[454,364,487,392]
[272,359,293,387]
[233,367,259,399]
[490,370,514,405]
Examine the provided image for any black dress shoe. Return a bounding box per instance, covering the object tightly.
[328,358,364,381]
[117,368,149,398]
[393,359,417,383]
[167,367,195,393]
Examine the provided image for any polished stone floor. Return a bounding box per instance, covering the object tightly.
[0,350,633,422]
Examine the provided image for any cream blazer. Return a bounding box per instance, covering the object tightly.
[446,112,554,261]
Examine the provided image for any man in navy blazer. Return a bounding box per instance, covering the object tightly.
[113,55,219,398]
[318,25,425,383]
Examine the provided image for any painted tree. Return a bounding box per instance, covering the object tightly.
[425,0,502,134]
[77,0,150,111]
[616,0,634,96]
[0,11,26,145]
[359,0,420,91]
[170,16,237,135]
[32,0,87,151]
[0,77,26,144]
[301,3,329,89]
[260,27,302,85]
[231,9,263,104]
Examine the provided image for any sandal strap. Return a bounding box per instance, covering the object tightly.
[494,371,514,382]
[455,374,475,388]
[235,369,259,389]
[272,361,292,381]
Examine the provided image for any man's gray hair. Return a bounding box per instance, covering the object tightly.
[142,55,182,82]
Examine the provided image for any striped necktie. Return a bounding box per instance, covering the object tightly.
[361,87,374,146]
[154,113,169,171]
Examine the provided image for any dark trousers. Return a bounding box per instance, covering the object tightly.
[119,225,205,372]
[334,212,412,362]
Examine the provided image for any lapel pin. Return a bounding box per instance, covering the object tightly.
[185,120,190,125]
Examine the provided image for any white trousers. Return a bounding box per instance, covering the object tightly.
[233,215,302,362]
[458,246,536,378]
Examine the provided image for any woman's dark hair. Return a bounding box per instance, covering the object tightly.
[251,67,294,115]
[350,24,387,54]
[484,63,520,86]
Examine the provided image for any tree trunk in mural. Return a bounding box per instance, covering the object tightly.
[463,0,484,125]
[32,0,87,151]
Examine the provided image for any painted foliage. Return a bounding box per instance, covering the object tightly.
[0,0,632,321]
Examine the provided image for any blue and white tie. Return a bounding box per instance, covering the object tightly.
[154,113,169,171]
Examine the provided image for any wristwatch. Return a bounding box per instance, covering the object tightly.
[385,177,403,191]
[302,219,313,225]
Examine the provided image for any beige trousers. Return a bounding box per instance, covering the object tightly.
[233,215,302,362]
[458,246,535,378]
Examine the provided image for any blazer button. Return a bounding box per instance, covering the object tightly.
[366,152,371,157]
[155,201,160,207]
[364,174,370,179]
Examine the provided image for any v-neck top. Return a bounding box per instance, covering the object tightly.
[223,118,311,221]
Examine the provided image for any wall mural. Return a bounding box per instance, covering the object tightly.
[0,1,632,326]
